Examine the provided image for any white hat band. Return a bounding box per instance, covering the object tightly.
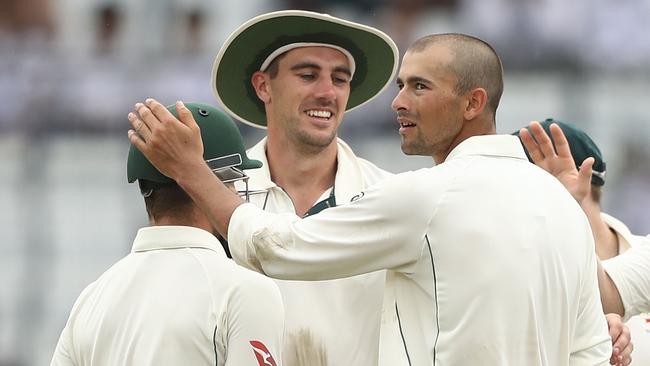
[259,42,356,80]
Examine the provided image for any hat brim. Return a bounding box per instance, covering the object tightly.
[211,10,399,129]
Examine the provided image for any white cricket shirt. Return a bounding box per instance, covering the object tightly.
[230,135,612,365]
[51,226,284,366]
[241,137,391,366]
[601,215,650,366]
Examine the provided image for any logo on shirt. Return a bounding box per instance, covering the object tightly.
[250,340,278,366]
[350,191,365,202]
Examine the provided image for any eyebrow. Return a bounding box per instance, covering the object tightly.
[397,76,432,85]
[290,62,352,77]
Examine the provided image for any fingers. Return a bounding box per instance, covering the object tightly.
[519,127,545,165]
[577,157,594,193]
[548,123,572,160]
[144,98,176,124]
[528,121,557,160]
[619,339,633,366]
[135,101,165,136]
[128,111,152,141]
[176,100,199,129]
[607,313,632,366]
[127,129,147,153]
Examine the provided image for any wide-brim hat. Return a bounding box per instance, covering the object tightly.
[211,10,399,129]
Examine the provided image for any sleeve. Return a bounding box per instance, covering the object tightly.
[602,235,650,319]
[50,323,77,366]
[228,172,433,281]
[570,232,613,365]
[222,276,284,366]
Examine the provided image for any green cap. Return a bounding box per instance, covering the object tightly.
[211,10,399,129]
[127,102,262,184]
[513,118,606,186]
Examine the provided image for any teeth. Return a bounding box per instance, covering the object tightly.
[307,110,332,118]
[401,122,415,127]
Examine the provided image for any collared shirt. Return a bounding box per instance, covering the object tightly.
[601,215,650,366]
[230,135,612,365]
[240,137,392,366]
[51,226,284,366]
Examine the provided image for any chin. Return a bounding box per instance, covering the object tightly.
[400,141,415,155]
[400,142,427,156]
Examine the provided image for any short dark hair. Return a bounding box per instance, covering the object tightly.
[139,180,194,222]
[408,33,504,117]
[265,52,288,79]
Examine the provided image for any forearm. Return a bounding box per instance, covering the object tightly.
[597,260,625,316]
[176,160,244,238]
[229,174,429,280]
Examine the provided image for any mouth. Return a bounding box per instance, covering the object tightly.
[305,109,333,121]
[397,117,416,133]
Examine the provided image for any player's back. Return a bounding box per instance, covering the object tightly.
[51,226,283,366]
[413,139,611,365]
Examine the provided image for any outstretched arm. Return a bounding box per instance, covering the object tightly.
[127,98,243,237]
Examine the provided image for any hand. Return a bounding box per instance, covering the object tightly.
[127,99,205,182]
[518,121,594,203]
[606,313,633,366]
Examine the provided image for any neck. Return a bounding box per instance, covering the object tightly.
[435,117,496,164]
[149,207,216,235]
[265,135,338,216]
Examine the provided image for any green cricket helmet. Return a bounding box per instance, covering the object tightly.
[127,102,262,185]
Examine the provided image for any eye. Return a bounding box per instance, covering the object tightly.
[396,82,404,90]
[299,73,316,81]
[415,83,427,90]
[333,75,350,86]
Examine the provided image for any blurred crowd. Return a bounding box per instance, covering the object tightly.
[1,0,650,135]
[0,1,649,365]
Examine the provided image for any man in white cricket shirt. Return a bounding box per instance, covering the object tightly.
[209,10,400,366]
[51,103,284,366]
[128,34,612,365]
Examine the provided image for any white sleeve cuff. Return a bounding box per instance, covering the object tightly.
[228,203,266,273]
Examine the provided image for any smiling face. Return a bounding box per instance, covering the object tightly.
[392,43,467,163]
[256,46,352,152]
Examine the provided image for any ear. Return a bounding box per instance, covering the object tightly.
[251,71,271,104]
[463,87,488,120]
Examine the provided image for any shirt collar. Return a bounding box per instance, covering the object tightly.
[243,137,276,191]
[446,135,528,162]
[244,137,367,203]
[132,226,226,256]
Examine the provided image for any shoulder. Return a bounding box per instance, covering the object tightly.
[352,168,443,216]
[336,138,393,180]
[355,156,393,180]
[224,263,282,302]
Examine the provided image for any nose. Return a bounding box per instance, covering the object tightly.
[392,88,408,112]
[313,77,337,101]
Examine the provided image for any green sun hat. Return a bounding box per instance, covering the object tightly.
[211,10,399,129]
[127,102,262,184]
[513,118,606,186]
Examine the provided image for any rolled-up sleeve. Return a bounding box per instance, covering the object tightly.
[602,236,650,320]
